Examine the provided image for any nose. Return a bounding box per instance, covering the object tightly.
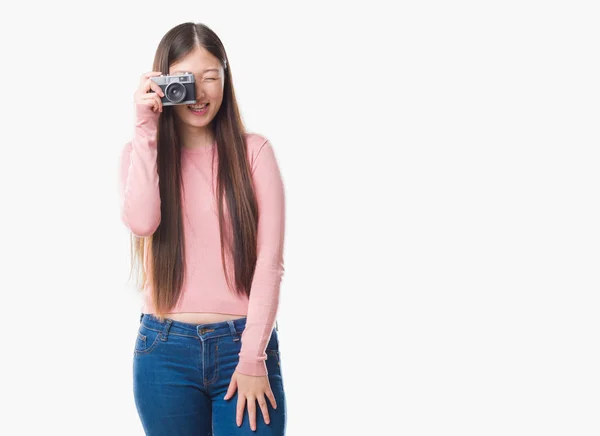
[195,81,206,96]
[194,88,205,102]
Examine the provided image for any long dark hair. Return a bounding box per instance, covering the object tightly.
[128,22,258,321]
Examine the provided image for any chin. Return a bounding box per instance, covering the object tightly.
[186,118,212,127]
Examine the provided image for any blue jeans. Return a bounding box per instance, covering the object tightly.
[133,313,287,435]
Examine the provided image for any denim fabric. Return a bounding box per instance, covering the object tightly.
[133,313,286,435]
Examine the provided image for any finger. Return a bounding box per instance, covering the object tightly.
[257,394,271,425]
[265,388,277,410]
[135,95,158,112]
[144,79,165,97]
[139,71,162,85]
[141,94,160,113]
[224,377,237,400]
[247,396,257,431]
[135,78,159,96]
[236,396,246,427]
[136,93,159,107]
[154,94,163,112]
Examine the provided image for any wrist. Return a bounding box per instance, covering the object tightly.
[235,359,268,377]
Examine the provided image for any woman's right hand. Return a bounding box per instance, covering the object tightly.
[133,71,166,113]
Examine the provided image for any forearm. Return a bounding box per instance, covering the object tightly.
[118,104,162,236]
[236,140,286,376]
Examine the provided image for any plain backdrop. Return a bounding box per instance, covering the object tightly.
[1,1,599,435]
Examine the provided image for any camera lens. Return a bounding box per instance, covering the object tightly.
[165,82,186,103]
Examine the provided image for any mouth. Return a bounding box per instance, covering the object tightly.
[188,103,209,115]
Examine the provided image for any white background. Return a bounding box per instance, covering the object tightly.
[1,1,599,435]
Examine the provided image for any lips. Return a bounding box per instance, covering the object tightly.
[188,103,209,109]
[187,103,209,116]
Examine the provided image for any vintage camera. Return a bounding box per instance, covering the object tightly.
[149,72,196,106]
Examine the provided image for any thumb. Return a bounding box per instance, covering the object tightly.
[223,373,238,400]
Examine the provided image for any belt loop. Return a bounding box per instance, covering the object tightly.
[161,318,173,341]
[139,313,143,324]
[227,320,240,341]
[275,319,279,332]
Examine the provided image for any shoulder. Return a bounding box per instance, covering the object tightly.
[244,132,273,170]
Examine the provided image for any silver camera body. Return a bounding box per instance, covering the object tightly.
[150,72,196,106]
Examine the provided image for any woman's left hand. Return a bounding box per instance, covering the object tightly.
[224,370,278,430]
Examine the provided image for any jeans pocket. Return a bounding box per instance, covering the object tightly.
[265,329,281,372]
[265,348,282,376]
[134,324,162,355]
[266,348,280,362]
[265,328,279,352]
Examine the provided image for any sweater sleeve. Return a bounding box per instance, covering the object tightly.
[235,139,286,376]
[118,104,162,237]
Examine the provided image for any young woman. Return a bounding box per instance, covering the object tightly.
[118,22,287,435]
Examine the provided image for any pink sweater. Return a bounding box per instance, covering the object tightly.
[118,103,285,377]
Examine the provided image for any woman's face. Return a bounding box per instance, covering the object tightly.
[169,45,225,128]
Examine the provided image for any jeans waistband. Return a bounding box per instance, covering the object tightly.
[140,313,249,340]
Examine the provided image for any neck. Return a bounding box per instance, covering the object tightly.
[176,119,215,148]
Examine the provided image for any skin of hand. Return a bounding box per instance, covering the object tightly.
[223,370,278,430]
